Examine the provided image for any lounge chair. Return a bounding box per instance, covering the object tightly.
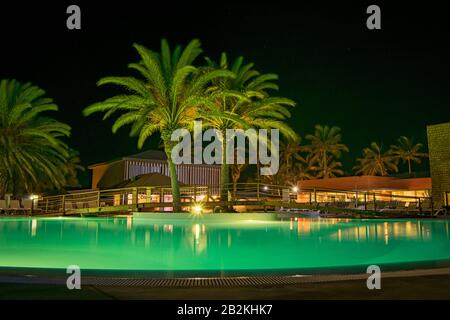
[318,202,328,207]
[87,200,98,208]
[380,202,407,213]
[65,201,74,211]
[433,206,448,216]
[0,200,7,214]
[8,200,22,215]
[345,202,357,209]
[375,202,386,210]
[22,200,33,213]
[420,200,432,213]
[396,202,407,211]
[406,202,419,213]
[76,202,85,209]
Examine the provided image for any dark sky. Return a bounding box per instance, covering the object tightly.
[1,1,449,186]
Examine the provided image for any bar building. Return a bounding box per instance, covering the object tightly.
[296,176,431,203]
[89,150,221,190]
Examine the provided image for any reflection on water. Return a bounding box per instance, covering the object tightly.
[287,217,439,242]
[31,219,37,237]
[1,217,450,271]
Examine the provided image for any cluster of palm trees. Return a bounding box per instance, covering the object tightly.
[268,129,428,186]
[0,79,82,197]
[83,39,297,211]
[260,124,348,186]
[0,38,429,204]
[353,137,428,176]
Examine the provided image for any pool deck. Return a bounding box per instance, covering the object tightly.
[1,274,450,300]
[2,267,450,300]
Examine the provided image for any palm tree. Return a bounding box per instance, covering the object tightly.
[310,156,344,178]
[390,136,428,175]
[305,125,348,179]
[279,137,306,177]
[83,39,234,211]
[294,156,316,181]
[65,149,85,188]
[273,137,313,185]
[231,163,247,196]
[353,142,398,176]
[0,79,71,196]
[200,53,297,199]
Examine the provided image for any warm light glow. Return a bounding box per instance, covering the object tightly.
[192,205,203,214]
[263,186,269,191]
[197,194,206,201]
[292,186,299,193]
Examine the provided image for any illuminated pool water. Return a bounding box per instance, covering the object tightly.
[1,216,450,275]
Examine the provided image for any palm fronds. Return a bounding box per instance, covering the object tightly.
[0,79,72,195]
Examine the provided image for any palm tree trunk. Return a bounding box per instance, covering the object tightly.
[408,159,412,175]
[164,146,181,212]
[286,157,290,177]
[220,134,230,206]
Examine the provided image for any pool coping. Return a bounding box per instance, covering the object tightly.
[1,267,450,288]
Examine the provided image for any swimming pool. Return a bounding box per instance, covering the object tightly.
[1,216,450,276]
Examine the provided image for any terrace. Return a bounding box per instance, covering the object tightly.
[2,182,438,217]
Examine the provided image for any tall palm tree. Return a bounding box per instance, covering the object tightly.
[294,156,316,181]
[305,125,348,179]
[65,149,85,188]
[200,53,297,199]
[390,136,428,174]
[353,142,398,176]
[310,156,344,178]
[0,79,71,196]
[231,163,247,196]
[83,39,234,211]
[279,137,306,177]
[274,137,312,185]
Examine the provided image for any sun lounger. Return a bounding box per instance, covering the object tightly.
[345,202,355,209]
[376,202,387,210]
[433,206,448,216]
[396,202,407,210]
[318,202,328,207]
[380,202,408,213]
[8,200,23,215]
[420,200,432,213]
[406,202,419,213]
[22,200,33,213]
[76,202,85,209]
[87,200,98,208]
[65,201,74,211]
[0,200,7,214]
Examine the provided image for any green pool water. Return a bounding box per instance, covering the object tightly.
[1,216,450,275]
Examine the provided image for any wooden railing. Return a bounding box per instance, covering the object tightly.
[35,183,433,215]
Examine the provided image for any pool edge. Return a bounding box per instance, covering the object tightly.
[2,266,450,287]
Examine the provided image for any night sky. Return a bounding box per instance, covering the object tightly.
[1,1,449,186]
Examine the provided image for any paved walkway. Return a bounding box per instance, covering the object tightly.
[1,274,450,300]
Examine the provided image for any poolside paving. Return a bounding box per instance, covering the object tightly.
[1,274,450,300]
